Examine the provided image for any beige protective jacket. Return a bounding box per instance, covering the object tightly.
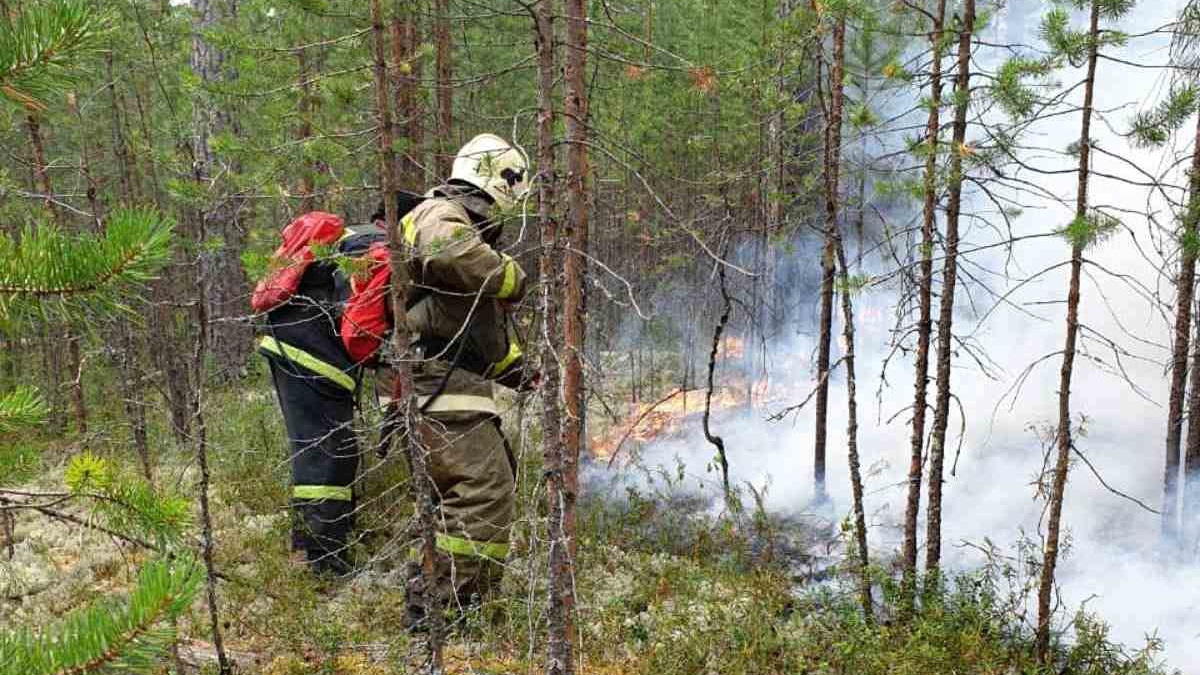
[401,195,527,417]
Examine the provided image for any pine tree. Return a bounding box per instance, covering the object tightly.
[902,0,947,598]
[1035,0,1135,661]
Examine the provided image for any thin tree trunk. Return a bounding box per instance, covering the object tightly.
[1169,115,1200,544]
[107,51,139,202]
[703,251,733,504]
[812,11,846,505]
[372,0,442,668]
[26,113,89,436]
[534,2,569,672]
[26,115,56,217]
[902,0,946,592]
[296,47,317,213]
[393,1,424,187]
[926,0,975,574]
[192,0,250,379]
[434,0,453,177]
[550,0,588,670]
[100,70,148,470]
[836,235,872,620]
[1036,0,1100,662]
[192,162,233,675]
[1181,296,1200,550]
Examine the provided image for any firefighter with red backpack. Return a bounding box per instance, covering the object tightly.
[251,210,371,577]
[253,135,534,611]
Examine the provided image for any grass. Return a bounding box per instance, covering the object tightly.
[0,362,1179,675]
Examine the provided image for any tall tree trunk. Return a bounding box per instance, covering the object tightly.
[926,0,975,574]
[550,0,589,671]
[190,132,233,675]
[296,47,317,213]
[26,113,89,436]
[812,10,846,505]
[534,2,569,672]
[1182,298,1200,550]
[1170,115,1200,544]
[902,0,946,593]
[372,0,442,668]
[835,237,872,619]
[192,0,250,380]
[107,53,151,478]
[393,1,424,188]
[1036,0,1100,662]
[434,0,453,178]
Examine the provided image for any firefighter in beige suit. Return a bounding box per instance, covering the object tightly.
[396,134,532,627]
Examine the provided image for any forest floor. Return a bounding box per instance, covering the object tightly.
[0,361,1177,675]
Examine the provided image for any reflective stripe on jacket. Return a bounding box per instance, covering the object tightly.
[404,196,528,416]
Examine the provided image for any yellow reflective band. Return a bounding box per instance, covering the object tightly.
[435,533,509,560]
[496,257,519,300]
[488,341,523,378]
[417,393,498,416]
[293,485,352,501]
[402,213,417,246]
[259,336,356,392]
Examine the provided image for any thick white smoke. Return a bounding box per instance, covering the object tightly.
[591,0,1200,670]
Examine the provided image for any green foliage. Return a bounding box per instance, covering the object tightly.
[1059,210,1122,249]
[993,57,1055,119]
[837,272,871,295]
[0,0,109,111]
[0,207,174,320]
[65,452,192,545]
[1128,84,1199,148]
[0,387,48,434]
[0,557,202,675]
[1042,8,1090,65]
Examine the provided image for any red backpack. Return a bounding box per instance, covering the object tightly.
[340,242,393,364]
[251,212,345,313]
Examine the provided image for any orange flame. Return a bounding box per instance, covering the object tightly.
[590,378,783,462]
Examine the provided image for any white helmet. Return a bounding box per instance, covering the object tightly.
[450,133,529,211]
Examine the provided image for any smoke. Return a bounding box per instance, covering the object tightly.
[590,0,1200,669]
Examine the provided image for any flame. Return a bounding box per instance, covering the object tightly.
[590,378,782,462]
[717,335,746,360]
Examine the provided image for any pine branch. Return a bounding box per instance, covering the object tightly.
[0,557,202,675]
[0,387,48,434]
[0,0,109,112]
[0,207,173,320]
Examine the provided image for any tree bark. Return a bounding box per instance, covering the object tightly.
[191,0,250,379]
[835,238,872,619]
[372,0,442,668]
[434,0,453,178]
[1036,0,1100,662]
[812,10,846,505]
[393,1,424,188]
[296,47,317,213]
[926,0,975,574]
[1182,296,1200,550]
[1169,114,1200,544]
[550,0,589,670]
[534,2,570,672]
[902,0,946,593]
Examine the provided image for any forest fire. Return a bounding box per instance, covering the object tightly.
[590,378,777,462]
[717,335,746,360]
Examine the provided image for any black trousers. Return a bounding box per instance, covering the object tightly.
[267,356,359,574]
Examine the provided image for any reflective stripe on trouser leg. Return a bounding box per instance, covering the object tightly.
[268,358,360,568]
[408,416,515,607]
